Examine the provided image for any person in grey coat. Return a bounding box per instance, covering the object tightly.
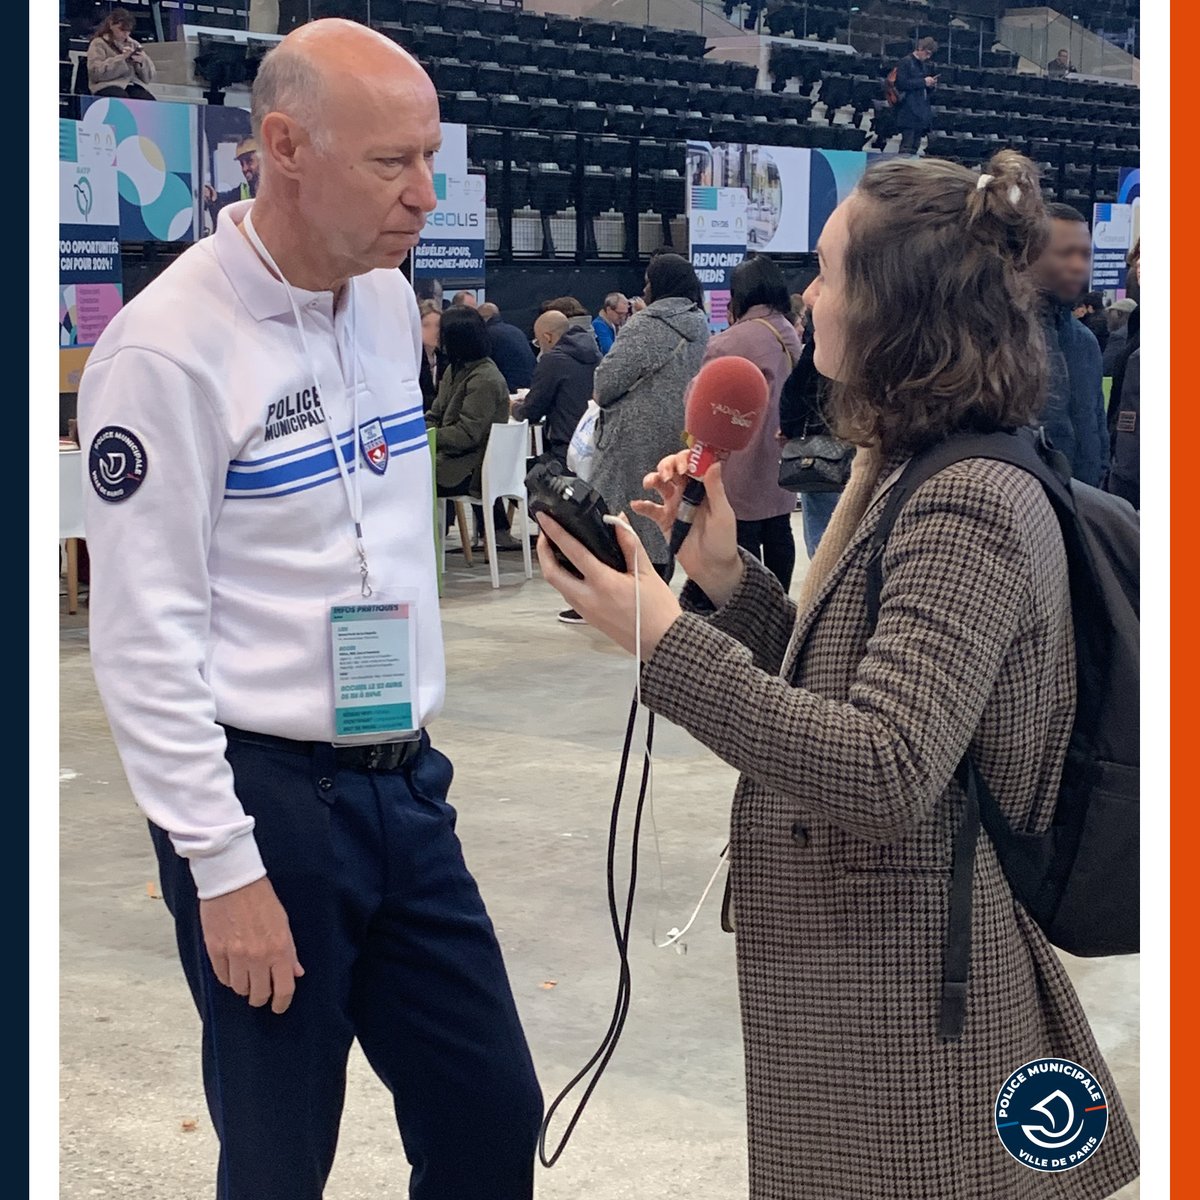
[534,152,1138,1200]
[589,254,709,574]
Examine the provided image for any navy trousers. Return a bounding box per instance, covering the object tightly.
[151,732,543,1200]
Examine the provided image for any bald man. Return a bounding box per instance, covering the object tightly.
[514,309,599,466]
[78,20,541,1200]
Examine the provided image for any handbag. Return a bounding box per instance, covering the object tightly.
[566,400,601,481]
[778,431,855,493]
[745,317,851,493]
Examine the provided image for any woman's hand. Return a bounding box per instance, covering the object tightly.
[632,453,743,608]
[535,513,681,661]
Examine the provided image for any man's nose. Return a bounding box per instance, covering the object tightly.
[407,159,439,214]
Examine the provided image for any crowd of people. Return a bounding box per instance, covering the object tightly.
[418,210,1140,605]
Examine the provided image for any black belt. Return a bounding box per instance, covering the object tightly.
[221,725,424,772]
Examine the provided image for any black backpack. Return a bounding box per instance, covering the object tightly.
[865,427,1139,1042]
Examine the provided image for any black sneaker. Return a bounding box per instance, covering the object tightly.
[557,608,586,625]
[492,530,525,552]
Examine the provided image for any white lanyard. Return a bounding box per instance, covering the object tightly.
[242,210,372,597]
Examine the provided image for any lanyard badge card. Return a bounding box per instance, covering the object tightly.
[329,596,421,744]
[242,210,421,746]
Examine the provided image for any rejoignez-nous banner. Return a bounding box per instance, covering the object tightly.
[412,124,486,305]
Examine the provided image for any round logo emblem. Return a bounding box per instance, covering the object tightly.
[994,1058,1109,1173]
[89,426,149,503]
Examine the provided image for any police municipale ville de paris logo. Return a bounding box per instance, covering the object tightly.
[994,1057,1109,1172]
[359,419,389,475]
[88,426,148,503]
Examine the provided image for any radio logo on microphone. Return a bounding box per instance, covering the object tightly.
[710,403,755,428]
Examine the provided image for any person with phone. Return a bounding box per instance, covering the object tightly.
[87,7,157,101]
[893,36,938,155]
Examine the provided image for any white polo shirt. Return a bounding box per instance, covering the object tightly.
[78,200,445,899]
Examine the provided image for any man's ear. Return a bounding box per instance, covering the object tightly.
[259,112,305,183]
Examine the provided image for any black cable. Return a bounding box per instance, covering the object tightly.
[538,690,655,1168]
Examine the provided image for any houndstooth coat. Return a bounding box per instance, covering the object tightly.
[640,457,1139,1199]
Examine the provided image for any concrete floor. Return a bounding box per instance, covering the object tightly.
[60,519,1139,1198]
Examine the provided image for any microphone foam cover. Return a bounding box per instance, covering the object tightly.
[684,356,770,453]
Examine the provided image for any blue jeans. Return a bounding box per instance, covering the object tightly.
[151,732,542,1200]
[801,490,840,558]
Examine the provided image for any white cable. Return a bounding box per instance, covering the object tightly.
[656,847,730,949]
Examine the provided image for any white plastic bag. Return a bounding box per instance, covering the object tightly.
[566,400,601,481]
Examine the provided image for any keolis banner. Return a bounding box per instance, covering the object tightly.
[412,124,486,304]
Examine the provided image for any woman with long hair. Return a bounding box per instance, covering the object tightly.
[87,8,157,100]
[534,150,1139,1198]
[424,306,509,497]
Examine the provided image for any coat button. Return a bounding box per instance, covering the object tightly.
[318,777,334,792]
[790,822,809,847]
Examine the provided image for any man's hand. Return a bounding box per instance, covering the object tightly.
[925,75,938,87]
[203,184,217,203]
[200,876,304,1014]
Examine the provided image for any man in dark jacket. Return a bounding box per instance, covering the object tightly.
[1073,291,1109,353]
[894,37,938,155]
[1102,299,1137,375]
[478,302,536,391]
[1106,347,1139,510]
[1030,203,1109,487]
[512,310,599,465]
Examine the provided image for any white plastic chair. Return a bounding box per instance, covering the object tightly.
[60,449,85,614]
[481,421,534,588]
[440,422,534,588]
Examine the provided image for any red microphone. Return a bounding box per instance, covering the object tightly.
[669,356,770,554]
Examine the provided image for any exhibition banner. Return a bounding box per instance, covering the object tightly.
[1091,202,1134,292]
[80,96,198,242]
[807,150,869,251]
[60,118,122,349]
[688,183,748,330]
[687,142,871,258]
[412,124,486,303]
[199,106,259,237]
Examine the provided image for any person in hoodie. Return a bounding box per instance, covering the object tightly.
[513,310,599,466]
[1029,203,1108,487]
[590,253,709,581]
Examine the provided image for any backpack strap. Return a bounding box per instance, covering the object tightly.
[941,758,981,1040]
[865,428,1073,630]
[862,428,1073,1042]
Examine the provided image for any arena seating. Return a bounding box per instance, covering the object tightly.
[767,39,1138,213]
[61,0,1139,251]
